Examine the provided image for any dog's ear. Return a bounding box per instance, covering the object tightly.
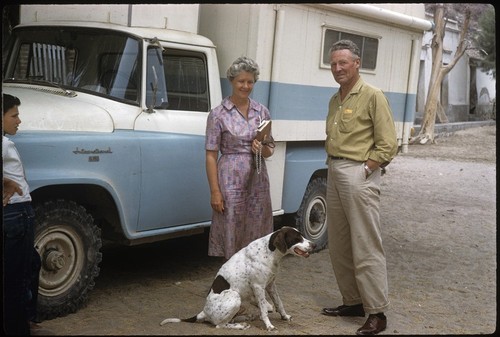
[269,230,287,253]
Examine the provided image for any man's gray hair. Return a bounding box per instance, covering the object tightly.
[226,56,260,82]
[329,39,361,59]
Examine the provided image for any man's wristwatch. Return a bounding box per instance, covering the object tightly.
[364,164,373,175]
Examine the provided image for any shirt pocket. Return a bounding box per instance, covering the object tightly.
[338,108,358,133]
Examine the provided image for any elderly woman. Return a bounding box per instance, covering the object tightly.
[205,56,274,260]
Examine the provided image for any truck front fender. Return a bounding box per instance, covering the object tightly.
[28,172,131,243]
[13,131,141,240]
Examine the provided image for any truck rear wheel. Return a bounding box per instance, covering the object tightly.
[33,200,102,320]
[295,177,328,252]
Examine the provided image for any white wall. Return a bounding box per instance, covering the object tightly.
[476,69,496,103]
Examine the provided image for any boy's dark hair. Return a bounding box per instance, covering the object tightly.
[3,94,21,114]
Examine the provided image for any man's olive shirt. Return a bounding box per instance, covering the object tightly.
[325,78,398,165]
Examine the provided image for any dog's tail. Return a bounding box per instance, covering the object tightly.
[160,314,199,326]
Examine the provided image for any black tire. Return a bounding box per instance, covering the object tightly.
[295,177,328,252]
[33,200,102,320]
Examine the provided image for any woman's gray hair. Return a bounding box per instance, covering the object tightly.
[329,39,361,59]
[226,56,260,82]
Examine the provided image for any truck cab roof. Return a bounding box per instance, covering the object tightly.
[15,21,216,49]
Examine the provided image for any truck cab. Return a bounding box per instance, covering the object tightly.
[3,21,223,319]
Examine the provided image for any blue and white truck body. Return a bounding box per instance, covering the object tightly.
[2,3,431,319]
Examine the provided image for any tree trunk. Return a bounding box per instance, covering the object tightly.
[410,4,471,145]
[411,4,445,145]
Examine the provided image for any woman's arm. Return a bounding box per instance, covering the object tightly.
[206,150,224,213]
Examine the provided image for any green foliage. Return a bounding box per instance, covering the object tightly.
[476,6,496,78]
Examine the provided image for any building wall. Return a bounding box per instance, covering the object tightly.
[473,63,496,120]
[417,12,496,123]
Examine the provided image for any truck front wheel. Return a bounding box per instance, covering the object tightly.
[295,177,328,252]
[33,200,102,320]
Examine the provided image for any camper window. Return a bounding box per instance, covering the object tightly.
[322,29,379,70]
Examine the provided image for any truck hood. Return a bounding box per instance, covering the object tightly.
[3,85,115,132]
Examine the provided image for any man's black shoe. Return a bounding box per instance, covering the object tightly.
[356,314,387,335]
[322,304,365,317]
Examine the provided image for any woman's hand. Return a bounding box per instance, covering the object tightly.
[210,191,224,214]
[252,138,263,155]
[252,138,274,158]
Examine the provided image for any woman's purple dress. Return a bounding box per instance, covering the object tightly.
[205,97,273,259]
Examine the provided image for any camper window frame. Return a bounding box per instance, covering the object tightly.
[320,26,381,72]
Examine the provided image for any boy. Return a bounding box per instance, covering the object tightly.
[3,94,47,335]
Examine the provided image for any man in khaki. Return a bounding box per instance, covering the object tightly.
[322,39,397,335]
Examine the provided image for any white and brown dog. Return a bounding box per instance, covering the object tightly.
[160,226,315,330]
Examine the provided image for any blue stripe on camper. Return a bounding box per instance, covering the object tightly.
[221,78,415,123]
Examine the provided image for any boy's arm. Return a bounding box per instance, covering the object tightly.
[3,177,23,206]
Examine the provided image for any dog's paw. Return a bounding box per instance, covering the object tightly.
[281,314,292,321]
[216,322,250,330]
[241,323,251,330]
[265,324,277,331]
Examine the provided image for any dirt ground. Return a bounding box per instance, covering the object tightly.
[40,124,496,335]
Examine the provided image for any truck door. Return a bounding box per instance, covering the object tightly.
[134,46,212,231]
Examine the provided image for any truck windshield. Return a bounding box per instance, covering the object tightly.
[3,26,141,103]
